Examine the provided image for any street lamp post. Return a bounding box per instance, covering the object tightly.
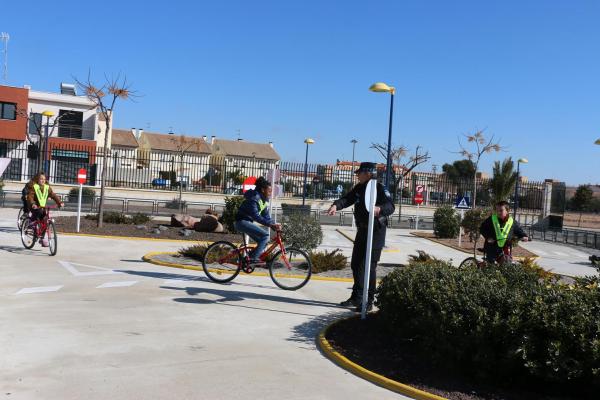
[350,139,357,183]
[41,110,54,175]
[595,138,600,145]
[513,158,529,220]
[369,82,395,190]
[302,138,315,206]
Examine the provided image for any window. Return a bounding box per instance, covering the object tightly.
[0,102,17,120]
[28,113,43,135]
[0,142,7,157]
[58,109,83,138]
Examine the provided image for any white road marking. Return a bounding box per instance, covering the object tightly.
[96,281,138,289]
[16,285,63,295]
[553,251,569,257]
[58,261,119,277]
[532,249,547,256]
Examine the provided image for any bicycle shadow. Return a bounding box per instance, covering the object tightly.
[160,284,345,317]
[0,226,19,234]
[0,244,44,256]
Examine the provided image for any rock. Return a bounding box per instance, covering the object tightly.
[135,225,147,230]
[152,228,161,235]
[158,225,169,231]
[170,214,199,228]
[179,229,193,237]
[193,214,219,232]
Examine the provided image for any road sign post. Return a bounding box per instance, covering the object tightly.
[454,196,471,248]
[361,177,378,320]
[76,168,87,233]
[414,187,424,230]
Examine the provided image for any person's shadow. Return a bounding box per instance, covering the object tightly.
[0,244,44,256]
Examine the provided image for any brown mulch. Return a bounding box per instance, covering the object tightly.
[411,231,537,259]
[326,314,590,400]
[54,216,240,243]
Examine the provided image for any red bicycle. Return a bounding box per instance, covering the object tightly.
[202,230,312,290]
[20,205,59,256]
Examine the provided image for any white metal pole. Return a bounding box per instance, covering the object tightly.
[76,183,82,233]
[361,178,378,320]
[458,209,464,248]
[415,203,420,230]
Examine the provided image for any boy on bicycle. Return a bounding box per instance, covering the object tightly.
[479,201,529,263]
[26,172,63,247]
[234,177,281,266]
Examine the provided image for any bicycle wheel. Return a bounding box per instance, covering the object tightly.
[202,241,241,283]
[17,207,25,230]
[47,221,58,256]
[269,247,312,290]
[20,220,36,249]
[459,257,478,269]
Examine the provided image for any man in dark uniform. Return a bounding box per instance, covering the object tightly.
[327,162,395,312]
[479,200,529,263]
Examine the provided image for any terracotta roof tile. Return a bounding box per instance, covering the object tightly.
[212,139,280,160]
[111,129,139,148]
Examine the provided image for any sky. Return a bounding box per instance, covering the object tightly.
[2,0,599,185]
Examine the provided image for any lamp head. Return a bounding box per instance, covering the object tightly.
[304,138,315,145]
[369,82,395,94]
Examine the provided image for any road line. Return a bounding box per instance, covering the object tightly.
[96,281,138,289]
[553,251,569,256]
[16,285,63,295]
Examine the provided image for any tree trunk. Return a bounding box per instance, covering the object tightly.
[97,120,110,228]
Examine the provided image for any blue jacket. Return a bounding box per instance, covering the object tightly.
[235,189,274,227]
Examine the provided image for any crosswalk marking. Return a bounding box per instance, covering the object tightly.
[15,285,63,295]
[96,281,138,289]
[58,261,118,277]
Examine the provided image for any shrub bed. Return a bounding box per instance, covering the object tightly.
[376,258,600,391]
[309,249,347,273]
[85,211,152,225]
[178,244,208,261]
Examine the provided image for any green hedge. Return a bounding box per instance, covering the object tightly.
[282,211,322,251]
[433,205,460,238]
[376,259,600,388]
[221,196,245,233]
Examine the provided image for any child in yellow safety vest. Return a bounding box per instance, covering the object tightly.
[479,200,529,263]
[26,172,63,246]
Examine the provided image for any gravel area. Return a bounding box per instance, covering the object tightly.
[55,216,240,243]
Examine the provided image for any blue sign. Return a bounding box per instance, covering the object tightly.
[336,184,343,194]
[455,196,471,209]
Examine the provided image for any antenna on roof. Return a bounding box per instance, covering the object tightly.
[236,129,241,140]
[0,32,9,82]
[168,126,174,135]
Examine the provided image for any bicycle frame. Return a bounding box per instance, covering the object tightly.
[30,206,56,237]
[217,231,291,269]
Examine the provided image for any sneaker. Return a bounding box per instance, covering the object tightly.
[41,239,49,247]
[339,297,358,307]
[354,303,373,313]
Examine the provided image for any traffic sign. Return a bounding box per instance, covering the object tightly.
[242,176,257,193]
[0,158,9,175]
[312,176,320,184]
[414,193,424,205]
[266,169,280,182]
[455,196,471,209]
[77,168,87,185]
[416,185,424,193]
[364,180,378,213]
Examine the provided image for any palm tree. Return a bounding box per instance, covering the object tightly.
[489,157,517,204]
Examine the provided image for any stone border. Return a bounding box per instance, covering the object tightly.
[317,315,448,400]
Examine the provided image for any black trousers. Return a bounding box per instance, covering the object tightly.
[350,240,382,304]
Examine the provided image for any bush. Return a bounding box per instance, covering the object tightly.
[165,198,186,210]
[84,211,151,225]
[376,258,600,389]
[310,249,347,273]
[433,205,460,238]
[281,212,323,251]
[0,178,4,193]
[461,207,491,241]
[68,187,96,203]
[178,244,207,261]
[130,212,152,225]
[222,196,245,233]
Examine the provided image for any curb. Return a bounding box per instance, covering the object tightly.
[335,229,400,253]
[317,316,448,400]
[142,251,356,283]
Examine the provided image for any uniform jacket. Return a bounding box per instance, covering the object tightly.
[235,189,274,227]
[479,214,527,255]
[333,181,395,249]
[26,184,61,208]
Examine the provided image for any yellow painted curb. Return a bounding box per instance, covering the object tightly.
[335,229,400,253]
[59,231,215,244]
[317,316,448,400]
[142,251,356,283]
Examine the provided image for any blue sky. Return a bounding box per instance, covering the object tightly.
[2,0,599,185]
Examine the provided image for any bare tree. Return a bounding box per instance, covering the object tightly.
[370,143,431,192]
[170,134,203,213]
[75,73,136,227]
[455,130,504,208]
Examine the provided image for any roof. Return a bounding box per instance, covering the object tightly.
[141,131,212,154]
[111,129,139,148]
[212,139,280,160]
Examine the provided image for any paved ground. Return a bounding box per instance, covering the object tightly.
[0,208,407,400]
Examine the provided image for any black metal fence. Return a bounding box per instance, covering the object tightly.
[0,139,547,212]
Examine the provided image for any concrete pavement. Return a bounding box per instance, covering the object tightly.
[0,208,407,400]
